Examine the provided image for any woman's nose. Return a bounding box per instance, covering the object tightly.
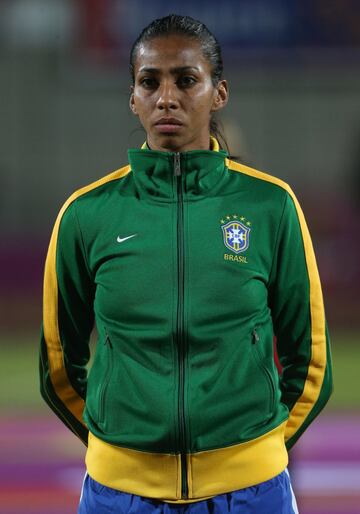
[156,81,179,110]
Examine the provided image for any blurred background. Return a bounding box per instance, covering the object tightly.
[0,1,359,513]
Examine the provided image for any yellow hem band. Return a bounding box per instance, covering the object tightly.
[85,420,288,503]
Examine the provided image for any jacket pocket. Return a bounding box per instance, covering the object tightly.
[98,326,113,426]
[250,326,276,415]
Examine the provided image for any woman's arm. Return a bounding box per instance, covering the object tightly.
[39,199,95,446]
[268,189,333,451]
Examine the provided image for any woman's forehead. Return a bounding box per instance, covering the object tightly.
[134,36,209,73]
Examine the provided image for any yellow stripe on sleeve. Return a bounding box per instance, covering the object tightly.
[42,165,131,425]
[226,159,327,442]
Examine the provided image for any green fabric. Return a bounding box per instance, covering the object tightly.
[39,324,89,444]
[39,147,332,452]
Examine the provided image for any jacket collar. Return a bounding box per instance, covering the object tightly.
[128,137,228,202]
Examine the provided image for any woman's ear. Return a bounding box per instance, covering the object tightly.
[129,85,137,115]
[211,79,228,113]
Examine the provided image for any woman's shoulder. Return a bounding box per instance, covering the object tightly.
[226,158,293,197]
[71,164,131,203]
[59,163,131,212]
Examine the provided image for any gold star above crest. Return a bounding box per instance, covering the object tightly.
[233,214,238,219]
[226,215,231,220]
[240,216,245,221]
[246,221,251,226]
[220,219,225,224]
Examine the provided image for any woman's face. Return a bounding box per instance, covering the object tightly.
[130,35,228,152]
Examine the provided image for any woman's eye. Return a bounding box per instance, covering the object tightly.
[140,77,157,88]
[177,76,197,87]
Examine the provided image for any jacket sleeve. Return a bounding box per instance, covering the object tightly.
[268,188,333,451]
[39,197,94,446]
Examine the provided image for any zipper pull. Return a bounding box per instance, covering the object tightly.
[174,152,181,176]
[252,328,259,344]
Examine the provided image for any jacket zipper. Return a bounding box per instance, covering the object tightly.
[251,328,275,411]
[174,152,188,498]
[98,327,113,426]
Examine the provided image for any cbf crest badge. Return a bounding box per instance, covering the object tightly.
[221,215,251,254]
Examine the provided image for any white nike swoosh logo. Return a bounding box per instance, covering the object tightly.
[117,234,137,243]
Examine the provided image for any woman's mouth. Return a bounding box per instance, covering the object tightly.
[154,118,183,133]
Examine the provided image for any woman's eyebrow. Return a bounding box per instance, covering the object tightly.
[138,66,200,74]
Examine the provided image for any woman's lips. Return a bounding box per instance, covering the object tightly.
[155,116,182,134]
[155,122,182,134]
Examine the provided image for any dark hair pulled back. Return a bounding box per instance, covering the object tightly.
[129,14,230,155]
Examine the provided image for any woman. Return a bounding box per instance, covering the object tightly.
[39,14,333,514]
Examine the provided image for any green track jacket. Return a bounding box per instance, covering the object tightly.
[39,137,333,503]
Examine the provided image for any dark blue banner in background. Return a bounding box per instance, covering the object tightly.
[77,0,360,64]
[99,0,360,49]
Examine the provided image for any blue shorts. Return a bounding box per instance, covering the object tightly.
[78,467,299,513]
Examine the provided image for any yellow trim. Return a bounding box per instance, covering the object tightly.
[225,159,292,191]
[141,136,220,152]
[226,159,327,443]
[210,135,219,151]
[43,165,131,427]
[85,421,288,502]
